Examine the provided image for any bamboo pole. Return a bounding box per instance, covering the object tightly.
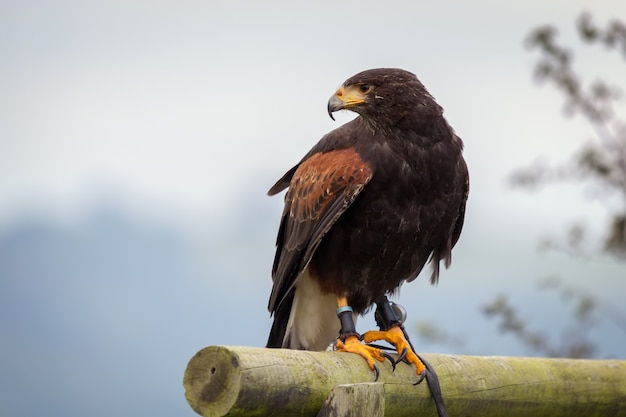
[183,345,626,417]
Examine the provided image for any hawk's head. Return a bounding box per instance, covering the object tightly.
[327,68,441,125]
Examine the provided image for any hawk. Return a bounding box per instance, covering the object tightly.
[266,68,469,380]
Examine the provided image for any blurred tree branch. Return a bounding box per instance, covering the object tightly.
[482,286,596,359]
[482,276,626,358]
[418,13,626,360]
[495,13,626,359]
[414,320,466,349]
[512,12,626,259]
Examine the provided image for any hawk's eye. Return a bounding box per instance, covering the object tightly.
[359,84,372,93]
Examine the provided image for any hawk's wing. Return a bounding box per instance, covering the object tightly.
[267,147,373,314]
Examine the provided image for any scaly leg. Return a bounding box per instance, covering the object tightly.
[371,297,449,417]
[333,297,388,379]
[363,297,426,380]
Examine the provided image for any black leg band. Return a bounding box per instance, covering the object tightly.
[336,305,357,340]
[374,296,402,331]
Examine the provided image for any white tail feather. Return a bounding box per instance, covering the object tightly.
[283,268,355,350]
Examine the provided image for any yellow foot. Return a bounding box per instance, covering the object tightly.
[335,335,386,379]
[362,325,426,377]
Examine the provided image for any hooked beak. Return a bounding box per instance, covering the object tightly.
[327,85,368,121]
[327,94,343,121]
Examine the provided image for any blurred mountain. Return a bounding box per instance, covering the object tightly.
[1,190,624,417]
[0,198,275,417]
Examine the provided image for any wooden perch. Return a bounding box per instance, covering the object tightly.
[183,345,626,417]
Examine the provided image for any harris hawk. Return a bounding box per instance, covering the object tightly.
[266,68,469,381]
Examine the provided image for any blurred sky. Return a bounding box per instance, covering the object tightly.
[1,1,625,417]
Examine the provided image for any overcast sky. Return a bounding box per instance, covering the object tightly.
[1,1,625,416]
[2,0,623,300]
[1,0,623,228]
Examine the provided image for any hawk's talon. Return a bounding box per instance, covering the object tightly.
[335,335,386,380]
[413,370,426,386]
[373,363,380,381]
[362,325,426,377]
[365,342,392,351]
[381,351,396,367]
[395,347,408,365]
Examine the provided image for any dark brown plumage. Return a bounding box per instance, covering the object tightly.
[266,68,469,351]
